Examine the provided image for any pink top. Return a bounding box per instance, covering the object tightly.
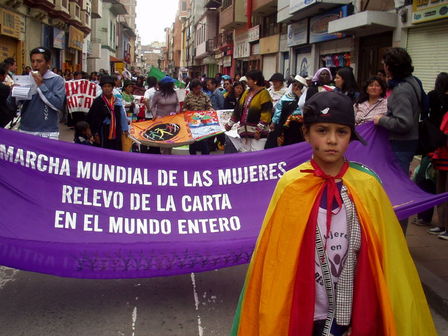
[354,98,388,125]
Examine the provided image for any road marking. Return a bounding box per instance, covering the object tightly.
[190,272,204,336]
[131,306,137,336]
[0,266,18,290]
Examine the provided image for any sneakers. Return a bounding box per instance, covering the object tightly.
[413,218,431,226]
[428,227,445,235]
[438,231,448,240]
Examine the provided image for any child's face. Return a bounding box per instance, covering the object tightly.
[304,122,351,168]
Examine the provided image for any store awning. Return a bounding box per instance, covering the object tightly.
[328,11,398,37]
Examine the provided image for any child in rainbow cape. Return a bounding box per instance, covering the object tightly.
[231,91,436,336]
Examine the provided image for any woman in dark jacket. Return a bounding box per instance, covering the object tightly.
[87,76,126,150]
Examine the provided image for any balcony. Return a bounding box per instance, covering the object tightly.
[91,0,102,18]
[24,0,55,11]
[52,0,70,19]
[110,1,127,15]
[219,0,246,30]
[289,0,352,20]
[214,32,233,51]
[69,1,82,24]
[253,0,277,16]
[80,10,92,33]
[81,0,90,11]
[206,39,215,53]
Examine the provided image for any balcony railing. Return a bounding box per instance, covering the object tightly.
[206,39,215,52]
[214,32,233,49]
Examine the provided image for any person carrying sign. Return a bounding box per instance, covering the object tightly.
[231,91,436,336]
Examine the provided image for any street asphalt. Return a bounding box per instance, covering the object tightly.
[0,265,447,335]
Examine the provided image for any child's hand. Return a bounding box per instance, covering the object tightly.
[373,114,382,125]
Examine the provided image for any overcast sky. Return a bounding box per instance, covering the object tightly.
[136,0,179,45]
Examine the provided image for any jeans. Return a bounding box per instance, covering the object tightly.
[390,139,418,233]
[390,139,418,175]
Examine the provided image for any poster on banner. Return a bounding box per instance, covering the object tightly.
[217,109,233,129]
[65,79,99,114]
[129,113,193,147]
[1,123,448,279]
[184,110,224,141]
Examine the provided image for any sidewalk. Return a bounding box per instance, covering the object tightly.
[407,218,448,320]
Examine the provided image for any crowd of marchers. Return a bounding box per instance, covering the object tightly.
[0,46,448,240]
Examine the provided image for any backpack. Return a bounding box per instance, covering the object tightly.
[409,77,446,155]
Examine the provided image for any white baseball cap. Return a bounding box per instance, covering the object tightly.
[294,75,308,87]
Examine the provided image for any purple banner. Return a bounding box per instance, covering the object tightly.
[0,123,447,279]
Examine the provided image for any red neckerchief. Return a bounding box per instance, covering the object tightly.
[301,159,349,257]
[102,95,116,140]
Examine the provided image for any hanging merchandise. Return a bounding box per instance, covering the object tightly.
[320,52,351,69]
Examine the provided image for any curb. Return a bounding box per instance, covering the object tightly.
[415,261,448,320]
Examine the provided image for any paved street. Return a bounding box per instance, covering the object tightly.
[0,263,447,336]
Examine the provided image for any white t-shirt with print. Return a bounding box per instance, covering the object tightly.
[314,205,349,321]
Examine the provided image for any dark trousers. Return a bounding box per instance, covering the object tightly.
[189,139,210,155]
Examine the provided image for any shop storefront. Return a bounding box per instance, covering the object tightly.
[222,54,232,75]
[295,46,313,78]
[310,5,354,78]
[0,8,25,72]
[407,1,448,92]
[260,34,279,80]
[43,25,65,70]
[288,19,312,78]
[358,32,392,85]
[65,25,84,71]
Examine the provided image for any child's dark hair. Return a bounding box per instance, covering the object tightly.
[75,121,91,138]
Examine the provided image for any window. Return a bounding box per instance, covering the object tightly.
[261,14,279,37]
[62,0,68,9]
[222,0,232,9]
[181,0,187,11]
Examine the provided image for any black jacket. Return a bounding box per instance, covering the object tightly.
[87,96,123,138]
[0,83,14,128]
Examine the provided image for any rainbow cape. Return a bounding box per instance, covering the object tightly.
[231,161,436,336]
